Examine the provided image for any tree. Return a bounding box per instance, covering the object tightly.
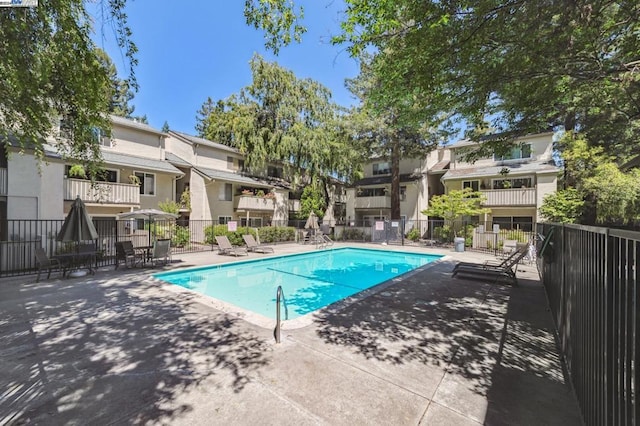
[297,185,325,220]
[344,55,447,219]
[161,121,170,133]
[95,48,135,118]
[539,188,585,224]
[421,188,490,236]
[0,1,137,172]
[196,54,362,195]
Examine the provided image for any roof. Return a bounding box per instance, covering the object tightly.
[101,151,183,175]
[110,115,166,136]
[352,173,423,187]
[164,152,192,168]
[429,159,450,172]
[195,167,273,188]
[447,131,556,149]
[169,130,239,154]
[441,161,561,180]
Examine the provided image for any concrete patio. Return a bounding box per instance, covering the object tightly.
[0,243,583,425]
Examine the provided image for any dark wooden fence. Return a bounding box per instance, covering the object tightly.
[537,222,639,426]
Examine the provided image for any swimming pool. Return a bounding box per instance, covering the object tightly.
[154,247,442,322]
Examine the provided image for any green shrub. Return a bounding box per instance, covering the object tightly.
[341,228,365,241]
[258,226,295,243]
[172,225,190,247]
[434,225,454,243]
[406,227,421,242]
[204,225,295,245]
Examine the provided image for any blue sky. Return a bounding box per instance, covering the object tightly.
[93,1,359,134]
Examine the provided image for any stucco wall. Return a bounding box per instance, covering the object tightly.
[108,126,164,159]
[535,173,558,221]
[7,153,64,220]
[452,132,554,169]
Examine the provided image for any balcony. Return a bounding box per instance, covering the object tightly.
[234,195,275,212]
[355,195,391,209]
[0,167,6,196]
[480,188,536,206]
[64,178,140,205]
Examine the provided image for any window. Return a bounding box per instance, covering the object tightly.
[218,183,232,201]
[359,187,386,197]
[462,180,480,191]
[97,169,118,183]
[400,186,407,201]
[492,216,533,231]
[238,159,245,172]
[227,156,234,170]
[267,165,282,178]
[372,162,391,175]
[218,216,232,224]
[134,172,155,195]
[494,144,532,161]
[241,217,263,227]
[492,177,532,189]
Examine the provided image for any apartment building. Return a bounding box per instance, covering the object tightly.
[441,132,560,230]
[0,116,299,232]
[344,148,449,225]
[344,132,560,231]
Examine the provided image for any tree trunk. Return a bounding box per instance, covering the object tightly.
[391,140,401,219]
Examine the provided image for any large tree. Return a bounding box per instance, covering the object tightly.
[344,55,448,219]
[0,0,136,172]
[197,54,361,200]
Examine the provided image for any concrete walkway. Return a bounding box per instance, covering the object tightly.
[0,243,583,425]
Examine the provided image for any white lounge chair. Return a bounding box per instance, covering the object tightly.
[215,235,248,256]
[242,234,274,253]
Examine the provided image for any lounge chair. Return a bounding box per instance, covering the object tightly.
[242,234,274,253]
[452,243,528,273]
[35,247,63,282]
[215,235,248,256]
[150,238,171,266]
[115,240,144,269]
[452,247,530,285]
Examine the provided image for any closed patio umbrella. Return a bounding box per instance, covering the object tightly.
[57,196,99,243]
[57,196,99,277]
[304,211,319,230]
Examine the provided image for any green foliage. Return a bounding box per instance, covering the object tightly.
[406,227,421,242]
[583,164,640,225]
[0,1,137,171]
[172,225,190,248]
[422,189,490,236]
[299,185,325,219]
[244,0,307,55]
[68,164,87,179]
[505,230,530,244]
[196,55,362,189]
[340,228,366,241]
[433,226,454,243]
[179,190,191,210]
[540,188,585,223]
[257,226,296,243]
[158,199,180,215]
[204,225,295,245]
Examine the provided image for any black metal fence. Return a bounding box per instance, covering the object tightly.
[537,222,639,426]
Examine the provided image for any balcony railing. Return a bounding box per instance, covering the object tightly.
[480,188,536,206]
[234,195,275,212]
[355,195,391,209]
[64,178,140,205]
[0,167,6,196]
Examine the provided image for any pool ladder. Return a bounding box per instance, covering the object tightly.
[275,285,288,343]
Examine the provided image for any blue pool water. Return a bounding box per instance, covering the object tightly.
[154,247,442,320]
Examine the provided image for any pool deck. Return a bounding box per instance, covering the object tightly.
[0,243,583,425]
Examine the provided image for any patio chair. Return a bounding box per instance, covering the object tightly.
[500,239,518,258]
[150,238,171,266]
[35,247,63,282]
[242,234,274,253]
[452,247,530,286]
[215,235,248,257]
[115,240,144,269]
